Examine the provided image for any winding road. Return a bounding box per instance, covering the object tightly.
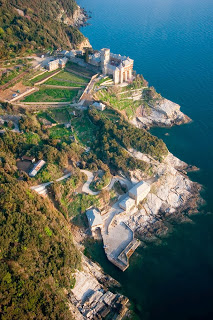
[81,170,99,195]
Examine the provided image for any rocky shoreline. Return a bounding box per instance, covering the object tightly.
[127,151,202,243]
[68,255,130,320]
[132,98,191,129]
[64,11,202,317]
[72,5,91,28]
[71,147,202,318]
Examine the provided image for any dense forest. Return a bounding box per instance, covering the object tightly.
[88,107,168,172]
[0,0,85,59]
[0,179,81,319]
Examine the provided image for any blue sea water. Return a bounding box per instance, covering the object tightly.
[77,0,213,319]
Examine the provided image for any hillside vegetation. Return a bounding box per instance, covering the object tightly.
[0,179,81,319]
[0,104,84,319]
[0,0,85,59]
[0,99,168,319]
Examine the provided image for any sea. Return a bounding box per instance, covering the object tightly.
[77,0,213,319]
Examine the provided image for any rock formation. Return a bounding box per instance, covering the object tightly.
[133,98,191,128]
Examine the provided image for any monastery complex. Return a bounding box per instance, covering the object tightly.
[89,48,134,84]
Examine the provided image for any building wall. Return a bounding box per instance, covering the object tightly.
[98,48,134,84]
[119,200,135,212]
[129,185,150,205]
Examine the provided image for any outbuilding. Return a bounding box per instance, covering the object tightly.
[86,208,103,234]
[119,196,135,212]
[128,181,150,205]
[91,102,106,111]
[29,160,46,177]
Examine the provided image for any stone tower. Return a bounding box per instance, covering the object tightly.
[100,48,110,74]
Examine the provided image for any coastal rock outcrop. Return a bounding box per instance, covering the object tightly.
[133,98,191,128]
[124,152,201,240]
[69,256,129,319]
[58,5,89,28]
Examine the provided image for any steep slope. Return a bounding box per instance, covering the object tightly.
[0,0,87,59]
[0,176,81,319]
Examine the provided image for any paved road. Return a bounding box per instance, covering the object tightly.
[80,76,99,106]
[81,170,99,196]
[30,172,71,195]
[107,175,133,191]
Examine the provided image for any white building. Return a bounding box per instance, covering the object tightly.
[128,181,150,205]
[86,208,103,234]
[119,196,135,212]
[88,48,134,84]
[47,60,59,71]
[29,160,46,177]
[46,58,68,71]
[91,102,106,111]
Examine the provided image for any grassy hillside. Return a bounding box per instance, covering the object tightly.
[0,0,85,59]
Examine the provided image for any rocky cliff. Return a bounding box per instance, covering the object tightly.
[125,150,201,242]
[132,98,191,129]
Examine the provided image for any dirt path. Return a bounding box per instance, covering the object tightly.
[30,173,71,195]
[80,76,99,106]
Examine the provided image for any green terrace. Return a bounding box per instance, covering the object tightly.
[96,87,142,119]
[49,125,72,140]
[37,108,96,147]
[22,87,79,102]
[27,69,59,85]
[66,61,97,78]
[70,109,97,146]
[47,108,70,123]
[44,70,89,87]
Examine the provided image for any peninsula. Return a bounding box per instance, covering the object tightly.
[0,1,201,319]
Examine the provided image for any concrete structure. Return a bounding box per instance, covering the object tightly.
[46,59,59,71]
[86,208,103,234]
[128,181,150,205]
[75,50,83,56]
[119,196,135,212]
[46,57,68,71]
[58,57,68,68]
[91,101,106,111]
[88,48,134,84]
[58,50,69,57]
[29,160,46,177]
